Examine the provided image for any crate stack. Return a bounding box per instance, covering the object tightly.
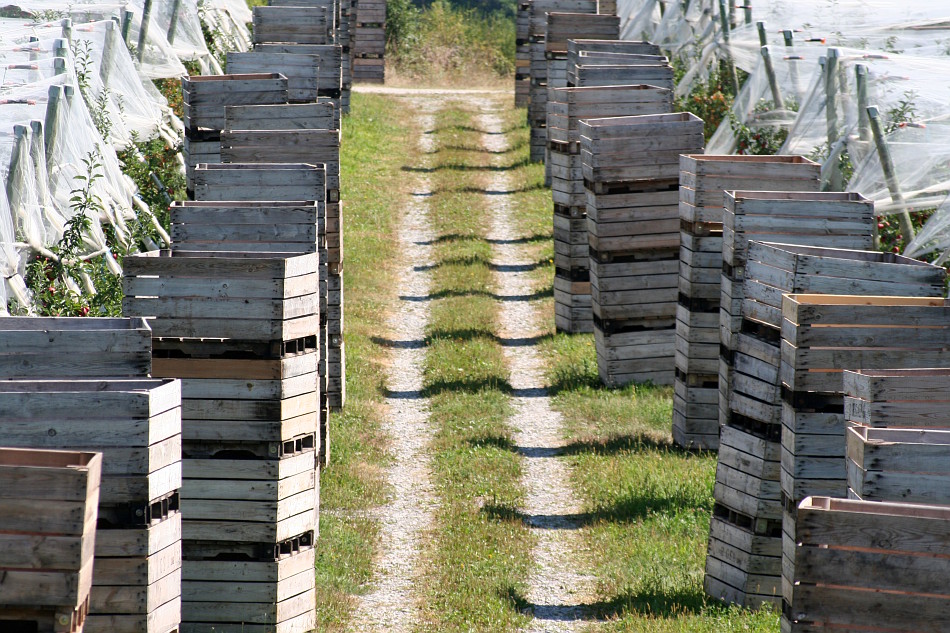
[218,110,344,413]
[0,317,184,633]
[704,243,944,611]
[572,56,674,89]
[844,368,950,503]
[720,192,875,432]
[181,73,289,196]
[565,39,664,86]
[515,1,532,107]
[351,0,385,83]
[339,0,352,111]
[528,0,598,161]
[786,496,950,633]
[548,84,672,333]
[779,294,950,629]
[0,448,102,633]
[673,156,820,451]
[123,247,321,633]
[580,111,704,387]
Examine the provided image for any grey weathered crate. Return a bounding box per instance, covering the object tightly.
[181,73,288,133]
[0,317,151,378]
[254,43,343,95]
[226,51,322,102]
[847,426,950,504]
[573,63,674,89]
[675,155,820,451]
[251,5,329,45]
[0,448,101,628]
[225,102,339,131]
[123,250,319,343]
[594,322,675,387]
[193,162,325,202]
[219,129,340,193]
[545,12,619,53]
[784,496,950,633]
[170,201,322,254]
[844,368,950,429]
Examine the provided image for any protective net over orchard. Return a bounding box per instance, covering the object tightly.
[618,0,950,260]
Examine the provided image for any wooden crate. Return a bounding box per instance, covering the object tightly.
[181,73,288,134]
[719,191,874,434]
[192,162,325,203]
[251,6,329,45]
[254,44,343,96]
[785,496,950,633]
[674,155,820,451]
[572,63,674,89]
[594,320,674,387]
[227,51,323,102]
[547,84,672,149]
[0,447,101,630]
[566,39,661,84]
[181,546,315,633]
[844,368,950,429]
[225,101,338,131]
[123,250,319,343]
[545,12,618,53]
[170,201,321,254]
[579,112,704,184]
[220,129,340,194]
[0,317,151,378]
[847,426,950,504]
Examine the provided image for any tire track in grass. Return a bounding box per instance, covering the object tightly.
[348,98,440,633]
[477,101,601,632]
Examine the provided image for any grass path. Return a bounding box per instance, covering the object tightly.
[327,88,780,633]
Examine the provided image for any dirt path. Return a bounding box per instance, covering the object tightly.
[347,99,440,633]
[477,101,601,631]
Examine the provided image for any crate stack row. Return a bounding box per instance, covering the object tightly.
[0,318,184,633]
[515,1,532,107]
[0,447,102,633]
[673,156,820,451]
[779,293,950,629]
[784,370,950,630]
[549,83,671,333]
[124,240,322,630]
[580,111,704,387]
[351,0,385,83]
[705,236,946,610]
[527,0,598,161]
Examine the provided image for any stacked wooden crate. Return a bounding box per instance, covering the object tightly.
[528,0,598,161]
[339,0,352,111]
[188,161,334,460]
[779,294,950,627]
[673,156,820,451]
[180,73,289,196]
[565,39,664,85]
[0,317,183,633]
[548,84,672,333]
[0,380,183,633]
[123,249,320,633]
[573,57,674,88]
[251,5,329,46]
[352,0,385,83]
[0,448,102,633]
[704,240,945,611]
[844,368,950,503]
[786,496,950,633]
[515,0,532,107]
[720,191,875,431]
[580,112,703,387]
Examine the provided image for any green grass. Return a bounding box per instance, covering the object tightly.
[417,103,532,632]
[314,92,416,630]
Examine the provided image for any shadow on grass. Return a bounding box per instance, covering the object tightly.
[414,254,550,273]
[425,124,521,136]
[370,330,555,351]
[466,434,516,452]
[420,377,513,398]
[398,286,552,303]
[401,158,533,173]
[425,139,528,155]
[416,232,550,246]
[500,585,705,621]
[423,182,548,196]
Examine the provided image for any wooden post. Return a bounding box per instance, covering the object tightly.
[718,0,740,95]
[61,18,71,42]
[856,64,870,142]
[53,38,68,60]
[28,36,38,84]
[137,0,153,62]
[167,0,182,44]
[121,10,134,48]
[29,120,51,204]
[100,20,116,87]
[44,85,63,161]
[728,0,737,29]
[743,0,752,24]
[761,46,785,109]
[7,125,30,212]
[868,105,916,247]
[783,29,803,99]
[824,50,842,191]
[756,20,767,46]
